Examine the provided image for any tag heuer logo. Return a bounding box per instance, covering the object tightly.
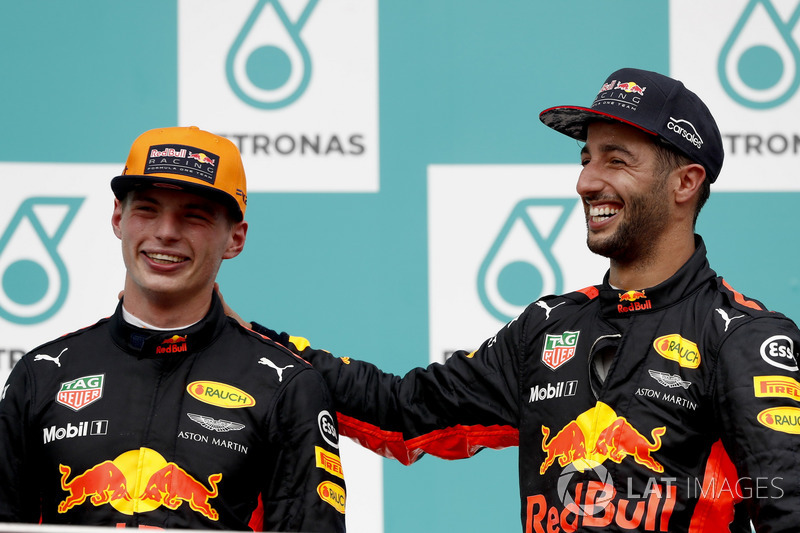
[541,331,580,371]
[56,374,104,411]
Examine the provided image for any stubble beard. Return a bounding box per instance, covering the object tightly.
[585,180,670,265]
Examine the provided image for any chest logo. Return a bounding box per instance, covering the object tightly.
[35,347,68,367]
[187,381,255,408]
[541,331,580,371]
[56,374,104,411]
[653,334,700,369]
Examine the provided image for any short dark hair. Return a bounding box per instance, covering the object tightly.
[653,139,710,226]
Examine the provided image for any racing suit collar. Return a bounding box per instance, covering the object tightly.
[109,291,228,357]
[598,235,716,318]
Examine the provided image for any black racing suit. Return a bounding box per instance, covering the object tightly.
[263,236,800,532]
[0,293,346,532]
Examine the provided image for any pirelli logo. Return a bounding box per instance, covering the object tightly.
[315,446,344,479]
[754,375,800,400]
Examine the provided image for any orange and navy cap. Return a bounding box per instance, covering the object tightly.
[539,68,724,183]
[111,126,247,220]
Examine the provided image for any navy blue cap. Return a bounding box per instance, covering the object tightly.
[539,68,724,182]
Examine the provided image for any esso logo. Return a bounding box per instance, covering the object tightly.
[760,335,799,372]
[318,410,339,449]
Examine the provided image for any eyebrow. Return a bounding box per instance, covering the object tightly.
[580,143,637,159]
[131,193,219,217]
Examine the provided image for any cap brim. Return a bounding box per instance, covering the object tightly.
[110,175,243,221]
[539,106,658,142]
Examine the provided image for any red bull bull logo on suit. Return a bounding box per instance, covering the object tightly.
[530,402,675,532]
[58,448,221,520]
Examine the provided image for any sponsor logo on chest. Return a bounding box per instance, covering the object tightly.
[541,331,580,371]
[56,374,104,411]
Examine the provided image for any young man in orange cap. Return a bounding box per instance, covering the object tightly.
[0,126,346,532]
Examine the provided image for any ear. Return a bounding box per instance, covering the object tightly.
[111,198,124,240]
[673,163,706,207]
[222,220,248,260]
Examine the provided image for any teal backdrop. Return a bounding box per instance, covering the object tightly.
[2,1,799,532]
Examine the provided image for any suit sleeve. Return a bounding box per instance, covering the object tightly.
[0,358,41,522]
[294,314,524,465]
[260,368,346,533]
[714,315,800,532]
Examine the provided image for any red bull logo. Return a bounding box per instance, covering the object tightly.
[526,482,676,533]
[540,403,665,475]
[188,152,216,166]
[58,461,131,512]
[615,81,646,95]
[532,402,672,532]
[618,290,652,314]
[619,290,646,302]
[156,335,188,354]
[58,448,221,521]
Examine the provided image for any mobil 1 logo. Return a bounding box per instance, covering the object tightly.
[529,380,578,403]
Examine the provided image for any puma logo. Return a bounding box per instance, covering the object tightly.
[716,308,744,332]
[34,348,68,367]
[536,300,565,320]
[258,357,294,382]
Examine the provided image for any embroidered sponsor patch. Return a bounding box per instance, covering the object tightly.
[56,374,104,411]
[187,381,255,408]
[541,331,580,371]
[753,376,800,401]
[757,406,800,434]
[759,335,798,372]
[317,481,346,513]
[144,144,219,184]
[653,334,700,369]
[315,446,344,479]
[318,410,339,449]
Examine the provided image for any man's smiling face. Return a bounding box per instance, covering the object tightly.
[576,121,672,264]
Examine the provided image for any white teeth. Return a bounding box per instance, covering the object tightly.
[589,206,619,217]
[146,252,187,264]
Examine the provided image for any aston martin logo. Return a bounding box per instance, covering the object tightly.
[648,369,692,389]
[187,413,245,433]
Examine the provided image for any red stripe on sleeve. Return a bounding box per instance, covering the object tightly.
[337,412,519,465]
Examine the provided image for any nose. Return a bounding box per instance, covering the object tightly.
[154,211,182,241]
[575,160,604,199]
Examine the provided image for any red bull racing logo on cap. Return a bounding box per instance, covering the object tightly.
[58,448,221,520]
[541,331,580,371]
[530,402,674,532]
[56,374,104,411]
[615,81,646,95]
[144,144,219,184]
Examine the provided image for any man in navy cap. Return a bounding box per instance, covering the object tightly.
[241,69,800,531]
